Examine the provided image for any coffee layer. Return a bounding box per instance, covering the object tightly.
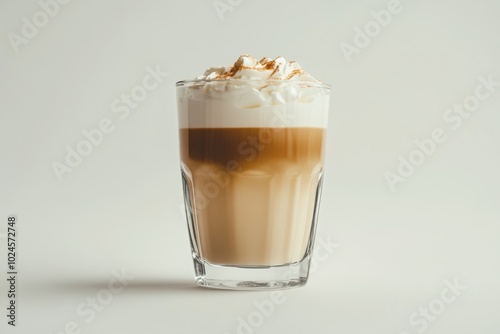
[180,127,325,265]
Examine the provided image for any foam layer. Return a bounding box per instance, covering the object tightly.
[177,55,330,128]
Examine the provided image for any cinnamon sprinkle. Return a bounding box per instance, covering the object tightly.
[208,55,304,80]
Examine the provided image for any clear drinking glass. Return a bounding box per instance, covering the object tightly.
[176,79,330,290]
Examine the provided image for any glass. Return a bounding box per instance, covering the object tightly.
[176,79,331,290]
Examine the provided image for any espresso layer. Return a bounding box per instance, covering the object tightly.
[180,127,325,266]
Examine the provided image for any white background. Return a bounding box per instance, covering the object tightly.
[1,0,499,333]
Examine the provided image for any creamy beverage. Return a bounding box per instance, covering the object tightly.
[180,127,325,265]
[176,55,330,289]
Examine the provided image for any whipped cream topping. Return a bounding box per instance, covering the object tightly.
[177,55,330,128]
[196,55,320,82]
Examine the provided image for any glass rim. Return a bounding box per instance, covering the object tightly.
[176,79,331,90]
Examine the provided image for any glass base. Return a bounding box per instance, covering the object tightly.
[192,256,312,290]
